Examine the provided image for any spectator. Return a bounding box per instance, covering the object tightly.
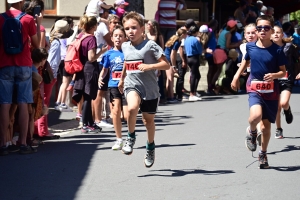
[0,0,42,155]
[72,15,107,133]
[234,0,249,27]
[292,25,300,53]
[115,0,129,19]
[289,19,298,36]
[35,20,71,139]
[146,19,164,49]
[282,22,292,38]
[244,0,257,24]
[255,1,263,17]
[86,0,113,18]
[88,8,114,128]
[266,7,274,17]
[107,14,121,34]
[157,0,187,43]
[260,6,267,16]
[274,14,284,28]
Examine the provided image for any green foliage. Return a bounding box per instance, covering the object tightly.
[290,10,300,22]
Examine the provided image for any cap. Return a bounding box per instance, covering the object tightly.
[185,19,196,29]
[7,0,22,3]
[199,25,209,33]
[227,20,237,28]
[53,20,69,33]
[115,0,129,6]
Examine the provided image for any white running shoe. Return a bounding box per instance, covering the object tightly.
[112,139,123,150]
[189,95,202,102]
[95,119,114,128]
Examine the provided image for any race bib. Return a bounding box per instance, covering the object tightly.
[278,71,288,80]
[125,60,143,74]
[250,80,274,93]
[112,71,122,80]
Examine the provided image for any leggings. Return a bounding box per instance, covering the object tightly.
[82,93,94,126]
[176,53,187,99]
[187,55,201,93]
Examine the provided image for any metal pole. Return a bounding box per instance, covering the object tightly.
[212,0,215,19]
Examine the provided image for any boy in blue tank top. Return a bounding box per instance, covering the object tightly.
[231,15,287,169]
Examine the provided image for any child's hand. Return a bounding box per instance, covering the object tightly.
[138,64,151,72]
[263,73,274,82]
[118,80,124,94]
[231,77,240,91]
[296,73,300,80]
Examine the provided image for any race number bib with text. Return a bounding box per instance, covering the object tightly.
[278,71,288,81]
[250,80,274,93]
[112,71,122,80]
[125,60,143,74]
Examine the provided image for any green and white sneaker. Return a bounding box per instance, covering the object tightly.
[144,149,155,168]
[122,137,136,155]
[112,139,123,150]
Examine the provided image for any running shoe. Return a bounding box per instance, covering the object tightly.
[283,106,293,124]
[196,92,201,97]
[76,113,82,121]
[275,128,283,139]
[54,102,61,110]
[144,149,155,168]
[0,146,8,156]
[81,125,101,134]
[245,126,257,151]
[189,95,202,102]
[59,103,73,112]
[258,152,269,169]
[96,119,114,128]
[7,144,20,153]
[167,98,179,104]
[19,145,37,155]
[122,137,136,155]
[112,139,123,150]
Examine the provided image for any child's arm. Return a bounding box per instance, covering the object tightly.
[264,65,286,82]
[98,68,109,87]
[231,59,250,91]
[138,56,170,71]
[118,62,127,94]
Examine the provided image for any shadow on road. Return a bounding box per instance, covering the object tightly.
[271,166,300,172]
[138,168,235,177]
[136,143,196,149]
[268,145,300,155]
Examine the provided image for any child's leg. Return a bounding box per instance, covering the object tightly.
[249,105,262,131]
[260,119,271,152]
[111,98,122,139]
[126,91,140,134]
[275,99,282,129]
[142,113,155,144]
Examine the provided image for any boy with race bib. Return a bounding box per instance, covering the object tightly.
[118,12,170,168]
[231,15,287,169]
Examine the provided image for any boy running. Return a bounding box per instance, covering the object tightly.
[231,15,287,169]
[118,12,170,168]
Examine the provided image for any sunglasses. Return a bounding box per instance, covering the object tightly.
[256,26,272,32]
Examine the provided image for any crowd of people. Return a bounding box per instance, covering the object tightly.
[0,0,300,169]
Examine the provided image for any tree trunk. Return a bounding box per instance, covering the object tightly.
[125,0,144,16]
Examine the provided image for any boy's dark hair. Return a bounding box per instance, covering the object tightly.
[112,25,126,36]
[256,15,274,27]
[31,48,48,64]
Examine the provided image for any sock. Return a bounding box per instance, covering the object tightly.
[117,138,123,142]
[260,150,267,154]
[128,131,136,139]
[250,129,257,135]
[146,141,155,150]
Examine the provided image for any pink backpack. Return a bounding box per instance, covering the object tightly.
[64,34,92,74]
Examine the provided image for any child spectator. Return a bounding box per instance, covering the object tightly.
[115,0,129,19]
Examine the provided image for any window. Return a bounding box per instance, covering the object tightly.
[44,0,57,15]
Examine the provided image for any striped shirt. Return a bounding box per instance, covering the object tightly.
[158,0,184,29]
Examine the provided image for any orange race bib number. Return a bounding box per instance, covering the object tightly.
[112,71,122,80]
[125,60,143,74]
[250,80,274,93]
[278,71,288,80]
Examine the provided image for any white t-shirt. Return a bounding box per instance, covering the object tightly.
[86,0,104,17]
[94,22,109,62]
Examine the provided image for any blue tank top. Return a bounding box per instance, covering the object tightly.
[217,30,229,49]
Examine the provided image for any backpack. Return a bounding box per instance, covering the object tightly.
[64,34,92,74]
[1,12,26,55]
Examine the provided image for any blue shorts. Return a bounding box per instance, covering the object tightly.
[248,92,278,123]
[0,66,33,104]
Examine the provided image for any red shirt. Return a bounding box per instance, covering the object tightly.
[0,10,37,68]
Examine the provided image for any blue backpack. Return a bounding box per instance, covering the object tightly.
[1,12,26,55]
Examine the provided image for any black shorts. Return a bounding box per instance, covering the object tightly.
[279,80,293,93]
[59,60,72,77]
[109,87,127,106]
[98,63,109,91]
[140,98,159,114]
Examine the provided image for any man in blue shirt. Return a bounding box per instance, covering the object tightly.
[292,25,300,53]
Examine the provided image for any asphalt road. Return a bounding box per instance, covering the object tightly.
[1,89,300,200]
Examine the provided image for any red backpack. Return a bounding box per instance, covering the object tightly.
[64,34,92,74]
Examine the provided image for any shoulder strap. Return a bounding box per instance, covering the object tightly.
[1,12,9,20]
[15,12,26,20]
[78,34,92,42]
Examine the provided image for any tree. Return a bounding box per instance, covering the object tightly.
[290,10,300,22]
[125,0,144,16]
